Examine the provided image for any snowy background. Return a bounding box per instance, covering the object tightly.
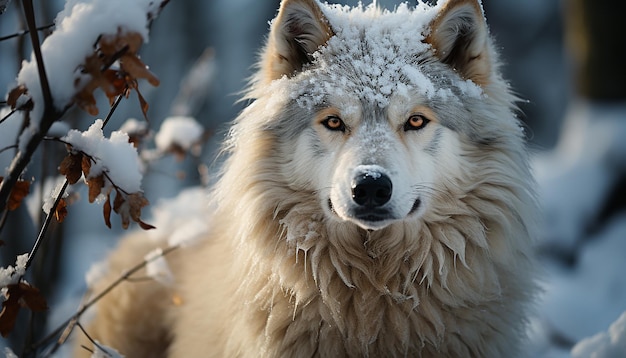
[1,0,625,357]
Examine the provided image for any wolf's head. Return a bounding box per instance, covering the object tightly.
[232,0,527,233]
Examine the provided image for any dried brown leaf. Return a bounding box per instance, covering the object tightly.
[0,177,31,211]
[73,54,106,115]
[54,198,68,223]
[73,30,159,116]
[113,189,124,213]
[18,282,48,312]
[0,297,19,337]
[127,193,149,222]
[81,155,92,177]
[59,153,83,184]
[136,87,150,121]
[86,175,105,203]
[110,191,153,230]
[99,31,143,56]
[0,282,48,337]
[102,69,128,104]
[120,53,160,86]
[103,194,112,229]
[138,219,156,230]
[6,85,27,109]
[119,202,130,230]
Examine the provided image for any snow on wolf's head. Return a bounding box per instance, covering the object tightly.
[240,0,525,232]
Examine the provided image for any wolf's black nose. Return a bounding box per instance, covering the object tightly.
[351,173,392,207]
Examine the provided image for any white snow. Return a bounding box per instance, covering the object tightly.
[154,116,204,152]
[3,347,18,358]
[14,0,158,150]
[354,165,384,179]
[537,213,626,345]
[47,121,71,137]
[144,248,174,286]
[40,176,71,215]
[0,253,29,291]
[284,2,483,110]
[62,119,143,193]
[2,2,624,357]
[168,217,209,248]
[118,118,148,137]
[84,260,109,287]
[530,101,626,357]
[147,187,210,247]
[572,311,626,358]
[534,102,626,250]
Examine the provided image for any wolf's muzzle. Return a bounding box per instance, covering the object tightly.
[351,172,392,208]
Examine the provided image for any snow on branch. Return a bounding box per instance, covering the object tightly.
[154,116,206,158]
[1,0,168,216]
[0,254,48,337]
[58,119,154,229]
[9,0,166,151]
[62,119,142,194]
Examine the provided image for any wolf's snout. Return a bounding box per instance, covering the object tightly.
[351,173,392,207]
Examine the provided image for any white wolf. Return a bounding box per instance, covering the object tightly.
[77,0,538,357]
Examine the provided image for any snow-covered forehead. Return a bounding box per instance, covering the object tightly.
[292,2,483,109]
[321,2,438,36]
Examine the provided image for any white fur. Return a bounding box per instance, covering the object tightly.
[77,1,538,357]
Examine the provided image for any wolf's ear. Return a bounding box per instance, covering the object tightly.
[425,0,491,86]
[261,0,333,83]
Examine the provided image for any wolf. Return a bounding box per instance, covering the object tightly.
[77,0,538,357]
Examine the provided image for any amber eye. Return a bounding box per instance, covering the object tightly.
[404,115,430,131]
[321,116,346,132]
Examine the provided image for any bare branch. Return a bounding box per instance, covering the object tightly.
[0,108,18,126]
[24,180,68,271]
[22,0,52,111]
[0,1,64,219]
[23,92,124,271]
[0,23,55,42]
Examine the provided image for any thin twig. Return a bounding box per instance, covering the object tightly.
[46,288,92,356]
[0,145,18,155]
[23,92,125,271]
[0,23,55,42]
[22,0,52,111]
[0,108,17,126]
[75,322,109,356]
[101,90,124,128]
[24,180,68,271]
[31,244,181,356]
[0,0,63,219]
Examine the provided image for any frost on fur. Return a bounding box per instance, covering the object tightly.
[74,1,539,357]
[257,1,485,111]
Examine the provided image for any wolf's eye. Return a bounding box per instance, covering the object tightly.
[404,115,430,131]
[321,116,346,132]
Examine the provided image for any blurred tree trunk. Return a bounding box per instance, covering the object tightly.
[566,0,626,101]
